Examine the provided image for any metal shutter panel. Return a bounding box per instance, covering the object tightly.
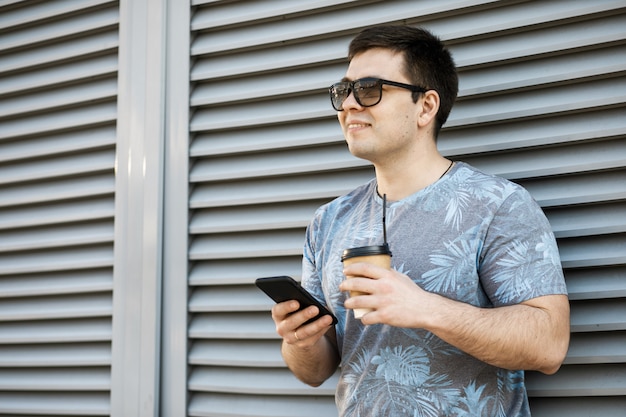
[187,1,626,416]
[0,0,117,415]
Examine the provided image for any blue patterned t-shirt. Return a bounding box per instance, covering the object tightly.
[301,162,567,417]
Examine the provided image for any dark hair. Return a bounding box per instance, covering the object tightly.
[348,25,458,137]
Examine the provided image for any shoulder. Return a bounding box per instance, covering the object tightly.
[452,162,536,208]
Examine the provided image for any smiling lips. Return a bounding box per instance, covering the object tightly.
[347,122,371,130]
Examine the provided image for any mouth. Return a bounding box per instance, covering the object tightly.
[347,122,371,130]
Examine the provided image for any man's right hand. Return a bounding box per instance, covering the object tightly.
[271,300,340,387]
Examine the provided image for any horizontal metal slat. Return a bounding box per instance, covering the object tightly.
[451,11,626,68]
[0,125,116,163]
[0,30,118,75]
[192,0,358,30]
[0,269,111,298]
[566,331,626,365]
[526,363,626,396]
[0,292,112,322]
[189,366,337,395]
[570,298,626,332]
[0,174,115,208]
[189,313,277,340]
[191,95,332,132]
[428,0,625,42]
[191,144,362,182]
[191,63,344,107]
[465,137,625,181]
[0,342,111,367]
[189,339,283,367]
[440,107,626,156]
[565,266,626,300]
[0,318,111,344]
[558,234,626,269]
[0,103,117,141]
[189,392,337,417]
[0,3,118,53]
[449,77,626,128]
[0,392,109,416]
[0,220,113,253]
[189,285,268,313]
[0,0,114,32]
[190,200,323,234]
[0,245,113,275]
[190,119,343,157]
[189,229,305,260]
[545,201,626,238]
[189,257,302,286]
[0,367,109,390]
[0,149,115,186]
[459,45,626,96]
[0,197,114,230]
[0,31,118,75]
[519,170,626,208]
[529,396,626,417]
[0,54,117,97]
[0,76,117,119]
[189,168,372,208]
[191,34,351,80]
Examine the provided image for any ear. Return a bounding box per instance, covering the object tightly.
[417,90,440,129]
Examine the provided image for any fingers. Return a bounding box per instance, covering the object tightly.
[271,301,333,345]
[340,263,391,294]
[342,262,389,282]
[288,314,334,345]
[271,300,300,322]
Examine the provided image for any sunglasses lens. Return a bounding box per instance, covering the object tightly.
[354,79,381,106]
[330,83,350,110]
[329,79,382,110]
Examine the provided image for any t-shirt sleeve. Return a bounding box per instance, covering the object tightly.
[478,188,568,306]
[300,209,326,303]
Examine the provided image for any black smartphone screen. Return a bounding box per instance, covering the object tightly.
[255,276,338,325]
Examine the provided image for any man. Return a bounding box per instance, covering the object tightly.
[271,25,570,416]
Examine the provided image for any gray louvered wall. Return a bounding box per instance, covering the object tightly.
[187,1,626,416]
[0,0,117,415]
[0,0,624,416]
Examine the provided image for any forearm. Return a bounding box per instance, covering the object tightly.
[282,331,340,386]
[426,294,570,374]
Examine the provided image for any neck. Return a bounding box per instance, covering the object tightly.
[375,155,452,201]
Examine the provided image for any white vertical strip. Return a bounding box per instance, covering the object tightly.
[161,0,191,415]
[111,0,166,416]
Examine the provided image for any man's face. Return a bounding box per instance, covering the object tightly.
[338,48,422,165]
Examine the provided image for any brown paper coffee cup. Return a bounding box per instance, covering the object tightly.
[341,244,392,319]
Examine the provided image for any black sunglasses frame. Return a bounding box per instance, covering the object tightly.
[329,77,427,111]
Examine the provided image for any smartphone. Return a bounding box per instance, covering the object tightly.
[255,276,338,325]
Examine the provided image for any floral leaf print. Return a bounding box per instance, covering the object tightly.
[536,232,560,267]
[492,240,535,303]
[461,168,506,206]
[443,187,473,230]
[394,262,411,277]
[492,370,526,417]
[453,381,491,417]
[344,345,461,417]
[372,346,430,385]
[534,232,564,284]
[422,229,480,302]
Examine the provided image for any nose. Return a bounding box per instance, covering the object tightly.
[340,89,362,110]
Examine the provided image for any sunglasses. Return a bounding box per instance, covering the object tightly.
[329,77,427,111]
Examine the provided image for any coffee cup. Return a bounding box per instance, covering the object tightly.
[341,244,392,319]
